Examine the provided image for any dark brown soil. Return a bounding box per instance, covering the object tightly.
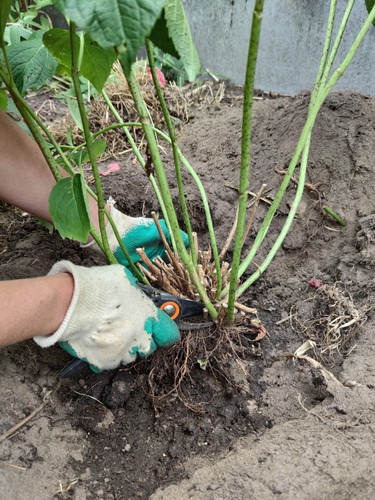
[1,90,375,499]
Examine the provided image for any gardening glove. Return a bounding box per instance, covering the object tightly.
[33,261,180,372]
[104,200,189,268]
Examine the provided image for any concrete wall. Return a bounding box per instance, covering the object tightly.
[183,0,375,95]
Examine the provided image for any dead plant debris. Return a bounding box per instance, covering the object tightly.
[291,283,367,365]
[133,213,266,410]
[44,61,226,158]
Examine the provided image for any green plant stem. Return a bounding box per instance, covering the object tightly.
[100,90,175,250]
[86,122,220,278]
[240,2,375,278]
[319,0,355,89]
[145,39,198,267]
[323,206,346,226]
[152,127,222,294]
[223,2,375,300]
[0,39,14,87]
[227,0,264,322]
[235,0,335,297]
[69,22,116,264]
[312,0,337,99]
[236,136,310,297]
[121,59,217,318]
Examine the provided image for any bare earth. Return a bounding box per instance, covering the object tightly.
[1,90,375,499]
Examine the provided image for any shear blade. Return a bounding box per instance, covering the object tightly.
[176,320,213,331]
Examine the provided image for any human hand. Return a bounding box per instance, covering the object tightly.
[33,261,180,371]
[107,203,189,267]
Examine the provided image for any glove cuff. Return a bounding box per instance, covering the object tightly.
[33,261,87,347]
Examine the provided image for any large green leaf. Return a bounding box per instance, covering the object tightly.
[0,0,11,39]
[7,38,58,93]
[162,0,200,81]
[43,28,116,91]
[54,0,165,73]
[49,174,91,242]
[149,10,179,58]
[365,0,375,25]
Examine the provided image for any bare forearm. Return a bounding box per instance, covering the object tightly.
[0,110,101,238]
[0,273,74,346]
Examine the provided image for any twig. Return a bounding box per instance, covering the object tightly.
[219,206,238,261]
[297,393,326,423]
[151,211,185,281]
[242,183,267,245]
[71,389,104,405]
[225,183,273,205]
[0,384,58,443]
[234,302,257,314]
[275,168,322,197]
[276,313,296,325]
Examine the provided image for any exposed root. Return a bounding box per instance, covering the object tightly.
[291,282,368,365]
[146,318,264,412]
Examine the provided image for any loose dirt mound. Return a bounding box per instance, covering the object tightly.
[1,90,375,499]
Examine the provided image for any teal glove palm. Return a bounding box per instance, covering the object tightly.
[108,204,189,267]
[33,262,180,372]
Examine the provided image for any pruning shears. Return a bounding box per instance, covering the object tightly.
[59,284,212,379]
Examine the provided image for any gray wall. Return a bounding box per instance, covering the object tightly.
[183,0,375,95]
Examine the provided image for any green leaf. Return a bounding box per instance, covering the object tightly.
[49,174,91,242]
[162,0,200,81]
[3,23,33,45]
[70,139,107,167]
[66,95,83,130]
[82,138,107,163]
[43,28,116,91]
[7,38,58,93]
[0,0,11,39]
[0,90,8,111]
[365,0,375,25]
[149,11,179,59]
[54,0,165,73]
[81,44,116,92]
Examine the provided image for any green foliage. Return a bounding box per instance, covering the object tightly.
[153,47,187,86]
[365,0,375,25]
[69,138,107,167]
[4,22,33,45]
[43,28,116,92]
[149,10,179,58]
[7,36,57,93]
[48,173,91,242]
[154,0,200,82]
[54,0,165,74]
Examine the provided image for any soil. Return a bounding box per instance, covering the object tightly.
[1,89,375,499]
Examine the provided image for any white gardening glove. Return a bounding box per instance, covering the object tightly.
[33,261,180,371]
